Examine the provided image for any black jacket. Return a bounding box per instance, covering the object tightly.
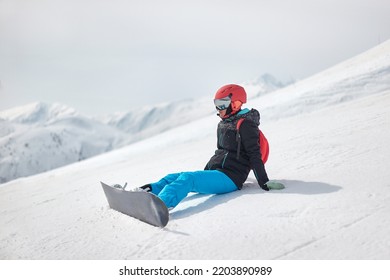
[205,108,269,189]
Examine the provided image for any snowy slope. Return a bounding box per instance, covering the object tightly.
[257,40,390,121]
[0,75,286,184]
[0,40,390,259]
[0,103,130,183]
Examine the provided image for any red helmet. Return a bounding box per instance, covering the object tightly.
[214,84,247,104]
[214,84,247,117]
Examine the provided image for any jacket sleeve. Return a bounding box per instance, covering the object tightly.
[239,120,269,186]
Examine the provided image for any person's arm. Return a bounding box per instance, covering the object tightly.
[240,120,270,190]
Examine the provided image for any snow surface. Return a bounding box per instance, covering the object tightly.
[0,40,390,259]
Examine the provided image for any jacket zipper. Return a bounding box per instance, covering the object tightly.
[222,152,229,168]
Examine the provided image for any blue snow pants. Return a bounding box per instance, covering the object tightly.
[150,170,238,208]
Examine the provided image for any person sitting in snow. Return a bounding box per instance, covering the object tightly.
[118,84,282,209]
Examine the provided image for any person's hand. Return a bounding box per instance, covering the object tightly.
[266,181,285,190]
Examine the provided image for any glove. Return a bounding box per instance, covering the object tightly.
[260,184,270,191]
[266,181,286,190]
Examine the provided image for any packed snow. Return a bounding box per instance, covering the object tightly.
[0,40,390,259]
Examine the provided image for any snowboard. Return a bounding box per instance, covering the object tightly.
[101,182,169,227]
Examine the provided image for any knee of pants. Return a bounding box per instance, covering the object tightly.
[157,172,195,208]
[151,172,182,195]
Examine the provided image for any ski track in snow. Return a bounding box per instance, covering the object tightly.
[273,207,388,259]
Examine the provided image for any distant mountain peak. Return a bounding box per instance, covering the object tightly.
[0,102,78,124]
[241,73,290,98]
[245,73,290,87]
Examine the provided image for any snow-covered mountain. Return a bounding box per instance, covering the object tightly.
[96,73,291,137]
[0,102,78,124]
[242,73,293,99]
[0,74,286,184]
[1,40,389,261]
[0,103,129,184]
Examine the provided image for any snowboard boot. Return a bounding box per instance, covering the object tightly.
[112,182,128,190]
[131,184,152,192]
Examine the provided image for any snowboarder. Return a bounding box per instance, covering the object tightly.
[119,84,282,209]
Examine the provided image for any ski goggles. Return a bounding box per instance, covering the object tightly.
[214,96,231,110]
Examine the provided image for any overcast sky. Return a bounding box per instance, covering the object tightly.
[1,0,389,115]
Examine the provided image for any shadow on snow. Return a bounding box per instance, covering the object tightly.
[170,179,341,220]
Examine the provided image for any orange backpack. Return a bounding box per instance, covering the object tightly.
[236,118,269,164]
